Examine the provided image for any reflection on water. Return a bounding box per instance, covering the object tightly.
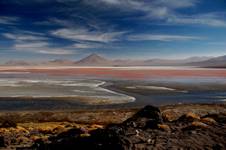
[146,77,226,84]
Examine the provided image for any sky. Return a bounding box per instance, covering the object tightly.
[0,0,226,62]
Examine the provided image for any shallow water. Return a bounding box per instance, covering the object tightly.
[0,69,226,110]
[0,78,134,104]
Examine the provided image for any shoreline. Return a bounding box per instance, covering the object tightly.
[0,78,226,111]
[0,65,226,70]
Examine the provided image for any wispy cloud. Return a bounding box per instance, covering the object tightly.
[207,42,226,46]
[153,0,197,9]
[14,42,49,49]
[127,34,203,42]
[34,18,75,27]
[72,42,102,49]
[38,49,74,55]
[85,0,196,18]
[93,0,197,11]
[0,16,20,25]
[2,31,75,55]
[167,13,226,27]
[15,42,75,55]
[51,28,126,43]
[3,33,47,41]
[85,0,226,28]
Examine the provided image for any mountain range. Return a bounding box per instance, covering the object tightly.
[188,55,226,68]
[2,53,226,68]
[74,53,113,66]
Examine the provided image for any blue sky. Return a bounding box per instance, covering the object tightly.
[0,0,226,61]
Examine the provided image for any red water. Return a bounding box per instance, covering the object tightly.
[1,67,226,79]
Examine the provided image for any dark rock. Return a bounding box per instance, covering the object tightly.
[49,128,85,142]
[212,144,224,150]
[177,112,200,123]
[89,128,126,150]
[134,105,161,119]
[203,113,226,124]
[0,136,5,147]
[31,139,46,150]
[0,120,17,128]
[157,124,171,132]
[201,117,217,125]
[27,105,226,150]
[182,121,209,131]
[124,105,163,129]
[16,147,33,150]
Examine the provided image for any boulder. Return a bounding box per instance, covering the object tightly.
[133,105,162,120]
[178,112,200,122]
[191,121,209,129]
[201,117,217,125]
[157,124,171,132]
[203,114,226,124]
[183,121,209,130]
[162,113,175,122]
[124,105,163,129]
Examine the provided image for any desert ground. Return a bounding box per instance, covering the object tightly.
[0,104,226,149]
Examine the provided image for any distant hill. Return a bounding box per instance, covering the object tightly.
[4,60,31,66]
[183,56,212,63]
[43,59,75,66]
[74,54,212,66]
[188,55,226,67]
[74,53,113,66]
[3,54,225,67]
[143,57,212,66]
[112,59,144,66]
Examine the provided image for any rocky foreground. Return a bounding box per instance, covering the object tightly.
[0,104,226,150]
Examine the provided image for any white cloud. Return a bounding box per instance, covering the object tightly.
[51,28,126,43]
[127,34,203,42]
[38,49,74,55]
